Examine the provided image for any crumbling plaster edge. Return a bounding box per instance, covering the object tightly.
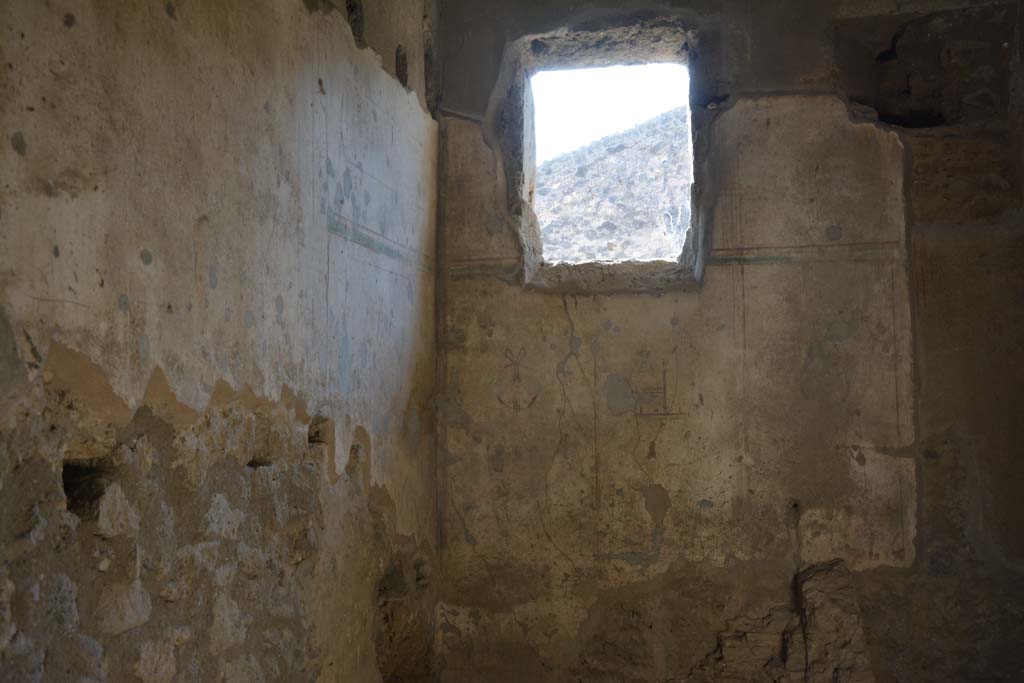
[0,332,397,509]
[314,0,439,119]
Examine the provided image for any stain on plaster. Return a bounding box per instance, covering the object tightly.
[0,311,26,392]
[640,484,671,529]
[603,374,636,416]
[10,132,26,156]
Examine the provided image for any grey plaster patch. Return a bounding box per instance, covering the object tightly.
[140,249,154,265]
[96,482,140,538]
[209,594,247,654]
[47,574,79,634]
[603,374,636,416]
[243,310,255,328]
[96,579,152,635]
[118,294,130,312]
[205,494,243,540]
[209,268,218,289]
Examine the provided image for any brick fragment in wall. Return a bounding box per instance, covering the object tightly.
[95,579,152,635]
[96,482,141,538]
[134,627,191,683]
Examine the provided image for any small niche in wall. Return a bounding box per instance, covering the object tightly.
[62,459,112,520]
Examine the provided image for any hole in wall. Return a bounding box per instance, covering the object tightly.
[395,45,409,88]
[529,63,694,264]
[308,414,331,446]
[61,459,112,520]
[875,106,947,128]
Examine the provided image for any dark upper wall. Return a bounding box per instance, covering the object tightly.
[439,0,1018,121]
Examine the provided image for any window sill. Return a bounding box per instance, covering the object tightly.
[523,258,701,295]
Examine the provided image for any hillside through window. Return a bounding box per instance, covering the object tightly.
[530,63,693,264]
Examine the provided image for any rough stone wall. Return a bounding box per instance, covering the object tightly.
[436,1,1024,681]
[1,2,438,682]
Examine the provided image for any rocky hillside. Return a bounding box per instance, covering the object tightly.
[534,106,693,264]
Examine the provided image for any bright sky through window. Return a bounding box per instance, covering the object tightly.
[530,63,690,165]
[529,63,694,264]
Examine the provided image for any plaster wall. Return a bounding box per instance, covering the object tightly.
[439,92,915,683]
[0,1,438,681]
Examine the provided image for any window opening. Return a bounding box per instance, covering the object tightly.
[530,63,693,264]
